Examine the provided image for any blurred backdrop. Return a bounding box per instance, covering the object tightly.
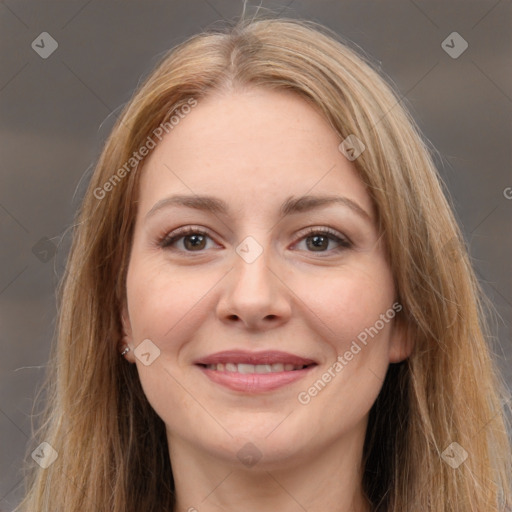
[1,1,511,510]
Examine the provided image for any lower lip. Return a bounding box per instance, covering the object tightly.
[197,365,316,392]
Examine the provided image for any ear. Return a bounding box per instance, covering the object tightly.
[120,303,136,363]
[388,311,414,363]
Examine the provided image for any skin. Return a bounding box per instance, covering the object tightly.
[121,87,412,512]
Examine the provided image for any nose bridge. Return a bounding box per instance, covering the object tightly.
[216,231,291,328]
[232,233,274,296]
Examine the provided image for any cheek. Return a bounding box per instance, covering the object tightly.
[295,263,397,413]
[125,256,218,351]
[291,258,396,352]
[125,258,218,423]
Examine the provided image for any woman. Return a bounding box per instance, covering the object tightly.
[17,10,512,512]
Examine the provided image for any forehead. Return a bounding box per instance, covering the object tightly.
[137,88,375,221]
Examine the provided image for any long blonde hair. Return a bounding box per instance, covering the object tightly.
[16,9,512,512]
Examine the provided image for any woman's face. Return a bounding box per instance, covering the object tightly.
[122,88,410,468]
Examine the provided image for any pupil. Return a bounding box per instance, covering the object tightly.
[186,234,205,250]
[309,235,327,251]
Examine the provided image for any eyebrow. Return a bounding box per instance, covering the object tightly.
[145,194,372,223]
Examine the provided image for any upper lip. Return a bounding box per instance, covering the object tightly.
[194,350,317,366]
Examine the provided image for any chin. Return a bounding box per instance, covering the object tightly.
[212,425,311,468]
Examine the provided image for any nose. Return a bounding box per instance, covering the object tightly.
[215,238,292,331]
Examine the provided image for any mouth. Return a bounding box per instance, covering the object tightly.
[198,362,313,373]
[194,350,318,392]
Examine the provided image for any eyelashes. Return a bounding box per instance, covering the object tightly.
[157,225,352,256]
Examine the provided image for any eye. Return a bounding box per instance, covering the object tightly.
[158,226,215,252]
[157,225,352,254]
[293,226,352,254]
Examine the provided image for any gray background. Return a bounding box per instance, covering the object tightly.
[1,1,511,510]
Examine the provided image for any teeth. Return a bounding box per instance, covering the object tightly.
[204,363,306,373]
[238,364,255,374]
[256,364,273,373]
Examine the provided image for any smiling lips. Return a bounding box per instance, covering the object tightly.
[195,350,318,392]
